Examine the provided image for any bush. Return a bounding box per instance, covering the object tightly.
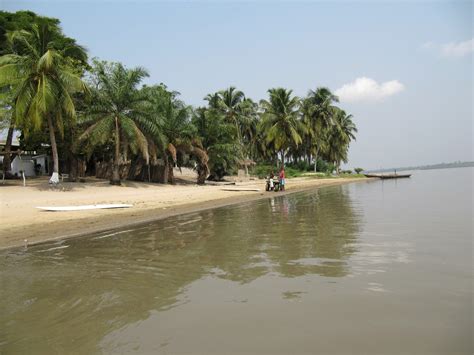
[293,161,311,172]
[253,160,337,179]
[313,159,335,174]
[252,163,304,178]
[354,167,364,174]
[252,164,275,179]
[284,167,304,178]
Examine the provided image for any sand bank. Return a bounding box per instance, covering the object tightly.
[0,176,369,249]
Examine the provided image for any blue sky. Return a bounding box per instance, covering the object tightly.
[4,0,473,169]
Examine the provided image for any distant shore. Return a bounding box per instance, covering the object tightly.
[0,176,369,250]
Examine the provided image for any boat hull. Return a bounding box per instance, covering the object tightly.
[364,174,411,179]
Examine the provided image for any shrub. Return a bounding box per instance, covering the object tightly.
[252,164,275,179]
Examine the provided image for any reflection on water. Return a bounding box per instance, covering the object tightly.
[1,186,361,353]
[1,168,472,354]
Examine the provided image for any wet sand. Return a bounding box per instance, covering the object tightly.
[0,176,368,249]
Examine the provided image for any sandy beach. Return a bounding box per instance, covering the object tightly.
[0,174,368,249]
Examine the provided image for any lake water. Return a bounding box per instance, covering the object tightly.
[0,168,472,354]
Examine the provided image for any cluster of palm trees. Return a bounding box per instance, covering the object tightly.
[76,60,209,185]
[0,13,357,185]
[200,86,357,176]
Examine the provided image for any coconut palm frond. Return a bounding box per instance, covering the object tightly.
[0,20,89,177]
[0,62,26,86]
[129,118,150,164]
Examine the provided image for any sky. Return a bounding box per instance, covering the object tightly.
[3,0,473,170]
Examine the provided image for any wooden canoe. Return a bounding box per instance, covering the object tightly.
[364,173,411,179]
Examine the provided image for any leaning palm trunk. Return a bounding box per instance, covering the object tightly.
[111,117,121,185]
[196,165,208,185]
[167,161,174,184]
[47,115,60,184]
[166,143,177,184]
[313,148,319,172]
[191,146,209,185]
[3,122,14,177]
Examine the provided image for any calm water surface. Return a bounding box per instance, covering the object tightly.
[1,168,472,354]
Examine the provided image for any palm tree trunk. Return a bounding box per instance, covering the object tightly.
[313,148,319,172]
[197,165,207,185]
[162,154,169,184]
[47,115,60,184]
[111,116,121,185]
[167,162,174,184]
[3,120,14,177]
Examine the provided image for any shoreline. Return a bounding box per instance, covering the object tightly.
[0,177,370,250]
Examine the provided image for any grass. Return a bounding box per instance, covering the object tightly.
[338,173,366,178]
[251,164,367,179]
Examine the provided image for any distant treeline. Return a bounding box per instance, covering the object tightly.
[367,161,474,173]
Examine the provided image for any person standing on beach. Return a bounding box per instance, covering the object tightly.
[279,166,286,191]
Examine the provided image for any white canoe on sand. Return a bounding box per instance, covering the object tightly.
[36,204,133,212]
[221,187,261,192]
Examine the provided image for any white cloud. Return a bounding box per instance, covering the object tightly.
[335,77,405,103]
[421,38,473,57]
[441,39,474,57]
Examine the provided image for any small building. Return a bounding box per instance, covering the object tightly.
[0,129,51,177]
[9,153,50,177]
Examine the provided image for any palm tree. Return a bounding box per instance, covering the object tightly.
[0,89,15,177]
[325,108,357,173]
[204,92,221,110]
[193,106,239,181]
[238,97,259,163]
[205,87,259,175]
[216,87,246,167]
[79,60,150,185]
[144,85,208,184]
[0,20,88,183]
[205,88,246,138]
[259,88,304,165]
[303,87,339,171]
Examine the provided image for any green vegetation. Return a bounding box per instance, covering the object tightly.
[0,11,358,184]
[253,162,365,180]
[253,164,306,179]
[0,12,88,182]
[338,173,366,179]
